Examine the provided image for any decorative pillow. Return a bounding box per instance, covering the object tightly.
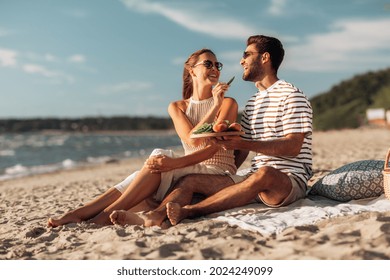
[309,160,384,202]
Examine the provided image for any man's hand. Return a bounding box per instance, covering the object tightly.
[215,135,243,151]
[216,133,305,157]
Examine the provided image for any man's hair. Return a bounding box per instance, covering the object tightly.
[247,35,284,72]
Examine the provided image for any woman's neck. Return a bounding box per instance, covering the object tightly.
[191,84,213,100]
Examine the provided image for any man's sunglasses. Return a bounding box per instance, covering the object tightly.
[242,51,262,59]
[192,60,223,71]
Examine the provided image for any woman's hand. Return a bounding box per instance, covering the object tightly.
[212,82,229,108]
[145,155,177,173]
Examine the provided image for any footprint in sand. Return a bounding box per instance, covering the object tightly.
[115,228,130,237]
[379,223,390,234]
[200,247,223,259]
[25,227,46,238]
[377,215,390,222]
[158,243,183,258]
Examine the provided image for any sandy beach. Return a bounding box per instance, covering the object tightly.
[1,127,390,260]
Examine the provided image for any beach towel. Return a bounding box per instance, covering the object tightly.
[212,195,390,236]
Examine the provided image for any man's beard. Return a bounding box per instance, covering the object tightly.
[242,63,263,82]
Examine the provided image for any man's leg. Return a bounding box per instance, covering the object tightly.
[110,174,234,227]
[167,166,292,225]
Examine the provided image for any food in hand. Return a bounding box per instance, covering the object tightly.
[193,122,214,134]
[227,76,235,85]
[212,120,229,132]
[228,122,242,131]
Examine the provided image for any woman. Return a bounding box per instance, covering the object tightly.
[48,48,238,227]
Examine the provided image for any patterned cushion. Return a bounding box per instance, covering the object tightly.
[309,160,384,202]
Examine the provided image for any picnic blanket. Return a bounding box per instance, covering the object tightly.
[212,194,390,235]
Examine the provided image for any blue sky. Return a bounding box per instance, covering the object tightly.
[0,0,389,118]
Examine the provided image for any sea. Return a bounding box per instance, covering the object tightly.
[0,131,182,181]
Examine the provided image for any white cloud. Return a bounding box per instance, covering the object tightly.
[69,54,86,63]
[120,0,257,40]
[284,18,390,72]
[0,48,18,67]
[22,63,74,83]
[267,0,288,16]
[23,64,56,77]
[45,53,58,62]
[99,81,153,94]
[0,48,80,83]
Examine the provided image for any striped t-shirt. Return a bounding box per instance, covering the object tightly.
[241,80,313,186]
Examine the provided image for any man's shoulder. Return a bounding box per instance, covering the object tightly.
[275,80,302,93]
[274,80,310,101]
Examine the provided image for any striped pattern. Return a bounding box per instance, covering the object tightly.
[182,97,236,174]
[241,80,313,185]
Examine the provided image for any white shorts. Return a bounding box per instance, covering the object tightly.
[114,148,239,201]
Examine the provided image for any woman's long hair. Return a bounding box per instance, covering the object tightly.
[182,48,215,100]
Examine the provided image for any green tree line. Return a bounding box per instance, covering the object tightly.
[310,67,390,130]
[0,116,174,132]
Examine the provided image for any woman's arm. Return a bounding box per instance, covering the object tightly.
[169,83,233,147]
[147,97,239,173]
[145,141,220,173]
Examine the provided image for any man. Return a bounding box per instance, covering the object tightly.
[164,34,313,225]
[110,35,313,227]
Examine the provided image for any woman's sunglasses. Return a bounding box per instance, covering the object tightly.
[192,60,223,71]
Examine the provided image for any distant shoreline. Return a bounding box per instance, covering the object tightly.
[0,128,178,136]
[0,116,174,133]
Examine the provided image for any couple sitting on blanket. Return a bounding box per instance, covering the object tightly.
[48,35,313,228]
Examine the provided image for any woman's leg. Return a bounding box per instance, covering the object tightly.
[47,187,122,227]
[47,170,141,227]
[89,165,163,225]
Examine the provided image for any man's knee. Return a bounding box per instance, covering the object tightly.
[248,166,288,189]
[252,166,278,180]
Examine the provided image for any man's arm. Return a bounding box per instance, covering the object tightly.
[218,133,305,157]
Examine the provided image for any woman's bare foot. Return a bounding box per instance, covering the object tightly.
[166,202,188,225]
[142,210,167,227]
[47,214,82,228]
[110,210,145,226]
[110,210,167,227]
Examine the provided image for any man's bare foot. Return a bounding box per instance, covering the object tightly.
[47,215,82,228]
[110,210,145,226]
[166,202,188,225]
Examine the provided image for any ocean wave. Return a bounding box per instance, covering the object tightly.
[0,149,15,156]
[0,159,79,181]
[0,131,181,181]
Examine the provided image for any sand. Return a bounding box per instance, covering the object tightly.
[1,127,390,260]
